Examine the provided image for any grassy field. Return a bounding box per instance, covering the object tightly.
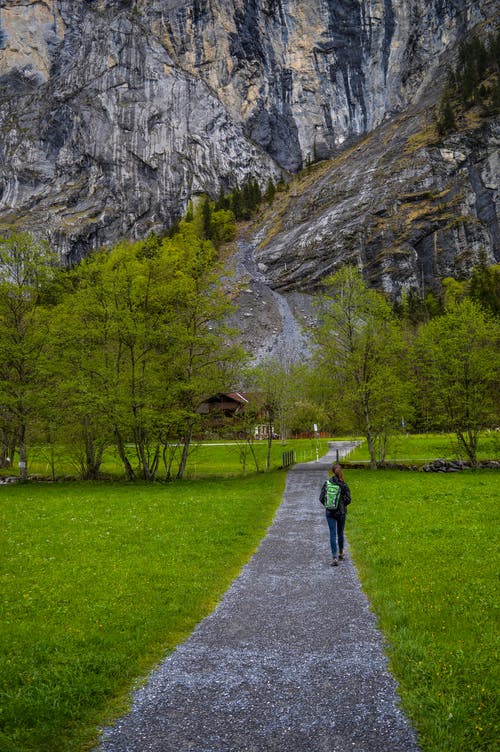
[1,443,498,752]
[0,474,286,752]
[346,432,499,463]
[347,470,499,752]
[12,437,329,480]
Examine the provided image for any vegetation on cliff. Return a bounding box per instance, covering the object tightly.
[437,30,500,135]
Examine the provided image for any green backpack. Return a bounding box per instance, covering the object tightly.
[324,479,342,512]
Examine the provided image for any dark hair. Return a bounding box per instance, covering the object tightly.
[331,463,345,483]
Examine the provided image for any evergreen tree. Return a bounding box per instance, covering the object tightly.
[214,187,230,211]
[437,93,456,135]
[231,186,243,220]
[469,258,500,317]
[264,178,276,204]
[202,195,212,239]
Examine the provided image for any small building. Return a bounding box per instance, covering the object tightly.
[198,392,274,438]
[198,392,249,419]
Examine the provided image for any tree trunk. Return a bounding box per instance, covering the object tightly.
[248,439,260,473]
[266,410,274,472]
[457,429,478,467]
[115,427,136,480]
[137,439,153,481]
[19,425,28,482]
[150,444,160,480]
[84,426,103,480]
[176,424,193,479]
[361,393,377,469]
[49,444,56,482]
[162,442,180,480]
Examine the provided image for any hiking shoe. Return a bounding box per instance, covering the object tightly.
[339,552,345,561]
[331,558,338,567]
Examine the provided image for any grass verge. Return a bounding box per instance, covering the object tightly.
[347,470,499,752]
[0,473,286,751]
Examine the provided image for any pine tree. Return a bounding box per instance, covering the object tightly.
[437,93,456,135]
[202,195,212,239]
[264,178,276,204]
[231,186,243,219]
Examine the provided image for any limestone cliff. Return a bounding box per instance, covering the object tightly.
[0,0,497,281]
[228,69,499,359]
[254,100,499,299]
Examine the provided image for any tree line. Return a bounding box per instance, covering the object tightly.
[1,213,499,479]
[0,219,245,481]
[0,181,289,481]
[304,265,499,468]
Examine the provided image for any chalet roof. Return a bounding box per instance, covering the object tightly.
[226,392,249,404]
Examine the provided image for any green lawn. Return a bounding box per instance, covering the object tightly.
[346,432,499,463]
[347,469,499,752]
[14,437,329,480]
[1,457,498,752]
[0,475,286,752]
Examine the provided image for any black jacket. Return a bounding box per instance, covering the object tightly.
[319,477,351,517]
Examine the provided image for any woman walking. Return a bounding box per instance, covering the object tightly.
[319,463,351,567]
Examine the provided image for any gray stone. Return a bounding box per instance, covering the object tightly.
[0,0,497,272]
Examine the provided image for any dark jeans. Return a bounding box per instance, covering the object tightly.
[326,512,346,557]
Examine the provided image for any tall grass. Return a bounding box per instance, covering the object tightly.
[346,470,499,752]
[0,474,286,752]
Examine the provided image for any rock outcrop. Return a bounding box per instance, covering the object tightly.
[0,0,497,267]
[254,96,500,298]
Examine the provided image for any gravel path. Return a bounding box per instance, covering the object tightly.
[96,444,420,752]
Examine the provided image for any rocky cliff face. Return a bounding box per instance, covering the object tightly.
[0,0,496,265]
[226,90,499,359]
[255,102,500,298]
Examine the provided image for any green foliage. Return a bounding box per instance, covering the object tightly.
[394,287,444,326]
[441,276,469,307]
[0,231,58,479]
[0,474,286,752]
[469,259,500,317]
[457,36,491,106]
[0,218,244,481]
[348,469,499,752]
[49,228,243,481]
[245,354,306,470]
[311,267,413,467]
[415,299,500,462]
[213,176,273,222]
[396,255,500,328]
[264,178,277,204]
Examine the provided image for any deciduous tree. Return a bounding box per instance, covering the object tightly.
[310,266,413,467]
[0,231,56,479]
[415,299,500,464]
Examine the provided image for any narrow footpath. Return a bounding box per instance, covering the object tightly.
[97,444,420,752]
